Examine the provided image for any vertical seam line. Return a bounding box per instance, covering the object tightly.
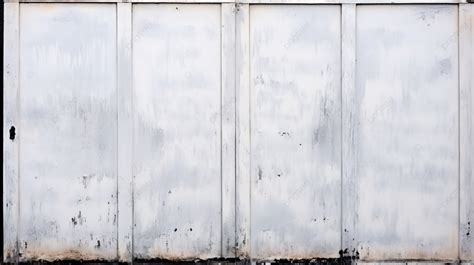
[340,3,344,256]
[248,5,252,262]
[16,3,21,262]
[220,4,224,257]
[116,3,120,261]
[234,3,238,259]
[131,4,135,263]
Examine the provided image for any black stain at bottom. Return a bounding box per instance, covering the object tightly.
[132,256,358,265]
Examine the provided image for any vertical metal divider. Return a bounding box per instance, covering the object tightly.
[117,2,133,263]
[235,2,251,261]
[341,3,357,262]
[459,2,473,262]
[221,2,237,259]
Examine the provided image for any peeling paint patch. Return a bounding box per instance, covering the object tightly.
[9,125,16,140]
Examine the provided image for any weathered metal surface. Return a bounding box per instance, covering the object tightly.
[460,3,474,261]
[2,0,471,4]
[220,3,238,258]
[132,4,223,260]
[356,263,469,265]
[341,3,357,259]
[3,2,474,263]
[249,5,341,259]
[352,5,459,261]
[117,2,133,262]
[235,3,251,259]
[17,3,118,261]
[4,2,20,263]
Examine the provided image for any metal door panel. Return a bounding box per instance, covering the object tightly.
[18,3,117,261]
[132,4,222,260]
[354,5,459,260]
[249,5,342,259]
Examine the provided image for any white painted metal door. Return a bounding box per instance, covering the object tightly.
[132,4,224,260]
[353,5,458,260]
[249,5,341,259]
[15,4,117,261]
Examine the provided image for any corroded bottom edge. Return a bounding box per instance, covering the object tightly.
[4,256,473,264]
[2,256,361,265]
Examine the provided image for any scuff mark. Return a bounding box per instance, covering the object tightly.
[82,175,92,189]
[71,211,84,226]
[438,58,452,75]
[313,128,320,143]
[255,74,265,85]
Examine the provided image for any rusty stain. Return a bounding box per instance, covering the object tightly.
[18,248,116,262]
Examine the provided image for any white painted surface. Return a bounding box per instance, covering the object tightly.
[3,2,20,263]
[221,3,238,258]
[18,3,117,261]
[3,2,474,262]
[249,5,341,259]
[354,5,459,260]
[117,2,133,262]
[341,3,357,257]
[236,3,251,259]
[132,4,223,260]
[460,3,474,261]
[2,0,471,4]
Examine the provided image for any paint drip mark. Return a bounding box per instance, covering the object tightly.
[71,211,84,226]
[467,221,471,237]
